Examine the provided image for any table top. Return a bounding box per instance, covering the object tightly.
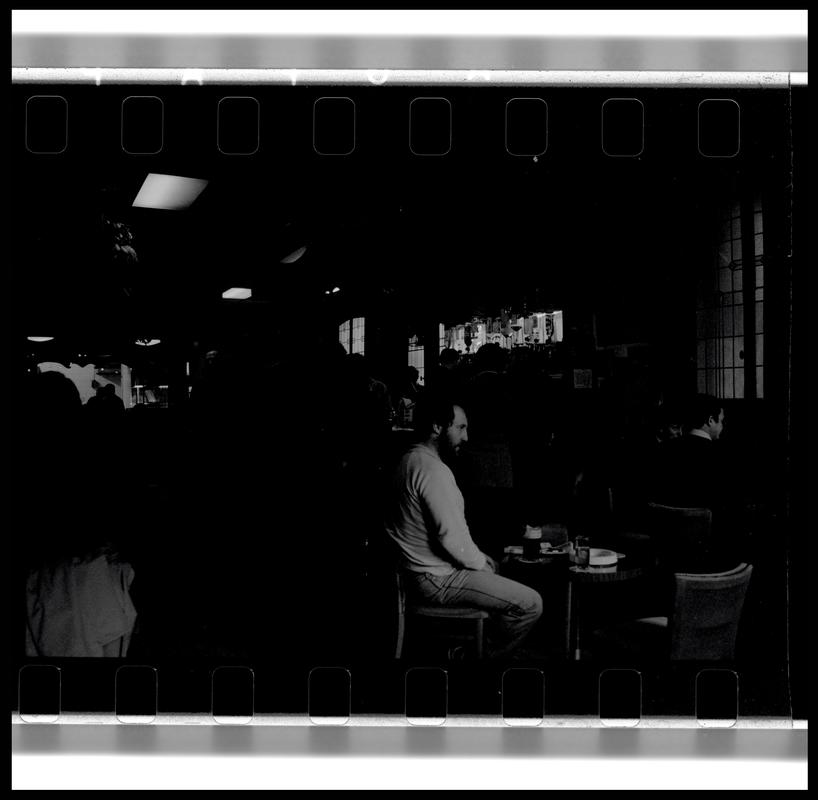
[567,558,654,583]
[501,551,655,583]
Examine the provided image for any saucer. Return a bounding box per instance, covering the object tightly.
[588,548,619,566]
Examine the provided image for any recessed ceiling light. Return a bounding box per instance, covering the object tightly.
[135,338,161,346]
[222,287,252,300]
[280,245,307,264]
[133,173,208,210]
[27,336,55,342]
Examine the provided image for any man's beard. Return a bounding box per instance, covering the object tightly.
[438,438,460,465]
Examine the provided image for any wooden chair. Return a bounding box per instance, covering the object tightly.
[394,571,488,660]
[592,563,753,661]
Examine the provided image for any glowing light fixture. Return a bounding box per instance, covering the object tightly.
[133,173,208,210]
[135,338,161,346]
[27,336,54,342]
[222,287,252,300]
[280,245,307,264]
[332,286,341,293]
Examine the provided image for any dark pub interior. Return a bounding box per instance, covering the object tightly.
[11,80,806,719]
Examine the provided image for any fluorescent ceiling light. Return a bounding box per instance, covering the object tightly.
[135,338,161,346]
[133,173,208,210]
[280,245,307,264]
[27,336,54,342]
[222,287,252,300]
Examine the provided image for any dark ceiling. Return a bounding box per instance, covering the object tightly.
[12,83,791,362]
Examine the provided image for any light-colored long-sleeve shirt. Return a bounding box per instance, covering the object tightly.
[386,443,487,575]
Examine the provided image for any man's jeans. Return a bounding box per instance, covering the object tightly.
[404,567,543,658]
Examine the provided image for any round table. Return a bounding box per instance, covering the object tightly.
[566,557,656,660]
[501,551,657,660]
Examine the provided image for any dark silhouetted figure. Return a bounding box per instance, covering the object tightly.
[647,393,741,574]
[393,365,423,427]
[650,393,726,512]
[17,370,136,656]
[457,344,518,558]
[87,381,125,422]
[429,347,464,397]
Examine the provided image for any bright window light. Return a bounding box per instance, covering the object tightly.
[133,173,208,210]
[27,336,54,342]
[222,287,252,300]
[134,338,161,346]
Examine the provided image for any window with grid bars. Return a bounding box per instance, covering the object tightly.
[338,317,365,355]
[696,195,763,399]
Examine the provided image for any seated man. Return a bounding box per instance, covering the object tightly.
[650,393,726,511]
[385,394,543,659]
[648,392,740,574]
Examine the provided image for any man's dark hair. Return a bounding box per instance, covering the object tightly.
[683,393,723,431]
[413,391,460,437]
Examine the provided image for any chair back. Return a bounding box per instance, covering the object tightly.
[646,502,713,567]
[647,502,712,543]
[669,563,753,660]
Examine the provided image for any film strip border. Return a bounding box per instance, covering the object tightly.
[12,71,797,161]
[11,73,803,729]
[15,662,794,728]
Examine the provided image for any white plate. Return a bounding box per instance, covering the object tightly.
[588,548,619,566]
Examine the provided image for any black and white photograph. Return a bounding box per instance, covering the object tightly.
[10,9,807,791]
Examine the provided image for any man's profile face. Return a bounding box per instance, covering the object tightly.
[441,405,469,456]
[708,409,725,440]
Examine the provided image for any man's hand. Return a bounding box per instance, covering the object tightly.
[482,554,498,574]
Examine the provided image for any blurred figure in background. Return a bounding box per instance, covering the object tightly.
[18,369,137,658]
[430,347,463,397]
[458,344,517,559]
[393,365,423,428]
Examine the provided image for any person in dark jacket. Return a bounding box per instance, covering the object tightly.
[648,393,741,574]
